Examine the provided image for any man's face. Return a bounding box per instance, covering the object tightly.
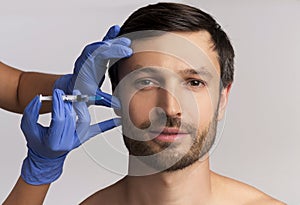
[114,31,229,173]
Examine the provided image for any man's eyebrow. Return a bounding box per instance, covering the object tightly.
[132,65,214,78]
[178,68,214,79]
[132,66,160,74]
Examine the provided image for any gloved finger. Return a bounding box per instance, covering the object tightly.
[72,90,90,140]
[94,89,121,109]
[74,102,90,147]
[59,100,77,151]
[48,89,66,146]
[74,36,131,71]
[72,90,90,122]
[102,25,121,41]
[53,74,73,94]
[101,44,133,59]
[88,37,131,52]
[73,41,108,74]
[78,118,122,144]
[21,95,42,135]
[108,37,131,47]
[83,38,132,61]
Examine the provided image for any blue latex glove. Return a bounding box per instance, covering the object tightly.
[54,25,132,107]
[21,89,120,185]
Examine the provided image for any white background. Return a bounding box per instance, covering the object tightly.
[1,0,299,204]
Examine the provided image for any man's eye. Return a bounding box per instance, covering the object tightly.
[139,80,152,85]
[186,79,205,87]
[185,79,206,90]
[134,79,159,90]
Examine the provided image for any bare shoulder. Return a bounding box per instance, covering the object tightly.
[244,197,286,205]
[211,171,286,205]
[79,178,126,205]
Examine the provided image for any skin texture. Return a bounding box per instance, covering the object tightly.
[0,61,60,113]
[80,31,286,205]
[3,177,50,205]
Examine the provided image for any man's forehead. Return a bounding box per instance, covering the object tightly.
[117,31,220,80]
[131,30,214,51]
[120,30,220,76]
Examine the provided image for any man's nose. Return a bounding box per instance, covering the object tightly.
[156,89,182,118]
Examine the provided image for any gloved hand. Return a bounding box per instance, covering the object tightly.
[21,89,120,185]
[54,25,132,107]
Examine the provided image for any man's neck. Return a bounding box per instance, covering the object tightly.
[123,158,213,205]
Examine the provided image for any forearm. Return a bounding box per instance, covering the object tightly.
[0,62,61,113]
[3,177,50,205]
[17,71,61,113]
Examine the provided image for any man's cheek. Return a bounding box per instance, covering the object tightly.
[184,95,214,129]
[126,94,155,128]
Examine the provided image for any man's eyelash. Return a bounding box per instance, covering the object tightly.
[185,79,206,87]
[134,79,160,89]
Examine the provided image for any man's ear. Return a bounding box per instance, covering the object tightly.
[217,83,232,121]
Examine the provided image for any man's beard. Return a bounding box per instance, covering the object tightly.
[122,112,218,173]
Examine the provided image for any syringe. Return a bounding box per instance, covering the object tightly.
[39,94,120,108]
[39,94,96,102]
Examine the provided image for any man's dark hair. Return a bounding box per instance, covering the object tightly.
[109,2,234,89]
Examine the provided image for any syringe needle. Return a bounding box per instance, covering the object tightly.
[89,94,120,108]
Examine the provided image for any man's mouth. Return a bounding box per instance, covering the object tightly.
[149,127,190,142]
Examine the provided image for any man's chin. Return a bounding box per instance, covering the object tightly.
[128,147,201,173]
[162,155,201,172]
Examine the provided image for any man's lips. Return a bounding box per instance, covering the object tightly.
[149,127,190,142]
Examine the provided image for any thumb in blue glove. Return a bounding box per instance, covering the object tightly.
[21,89,120,185]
